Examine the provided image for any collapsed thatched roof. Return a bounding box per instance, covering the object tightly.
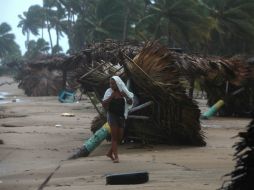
[197,56,254,117]
[13,39,254,118]
[79,41,254,145]
[12,40,143,97]
[151,47,254,117]
[120,42,205,145]
[68,39,143,96]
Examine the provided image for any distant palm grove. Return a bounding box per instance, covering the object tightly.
[1,0,254,63]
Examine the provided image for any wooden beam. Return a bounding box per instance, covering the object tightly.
[80,61,107,80]
[127,115,150,120]
[128,101,153,114]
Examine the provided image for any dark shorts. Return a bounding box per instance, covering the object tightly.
[107,112,124,128]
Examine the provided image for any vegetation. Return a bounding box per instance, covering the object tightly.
[1,0,254,74]
[11,0,254,56]
[0,22,21,75]
[0,23,20,59]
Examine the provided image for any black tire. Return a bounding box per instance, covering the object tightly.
[106,171,149,185]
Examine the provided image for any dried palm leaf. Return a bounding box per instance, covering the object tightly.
[220,118,254,189]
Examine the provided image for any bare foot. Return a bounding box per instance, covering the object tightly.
[106,153,114,161]
[113,158,119,163]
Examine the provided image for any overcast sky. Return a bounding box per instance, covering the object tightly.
[0,0,68,55]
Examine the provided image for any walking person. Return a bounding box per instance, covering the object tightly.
[102,76,134,163]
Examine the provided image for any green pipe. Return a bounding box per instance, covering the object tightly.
[82,123,111,156]
[201,100,224,119]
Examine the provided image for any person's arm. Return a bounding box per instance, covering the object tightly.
[102,91,116,109]
[120,91,133,105]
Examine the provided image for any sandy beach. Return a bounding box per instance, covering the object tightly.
[0,76,251,190]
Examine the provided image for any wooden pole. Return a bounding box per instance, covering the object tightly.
[129,101,153,114]
[127,115,150,120]
[86,92,105,118]
[62,69,67,89]
[80,61,107,80]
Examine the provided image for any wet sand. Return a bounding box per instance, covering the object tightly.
[0,76,251,190]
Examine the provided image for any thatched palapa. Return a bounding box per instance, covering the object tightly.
[15,55,67,96]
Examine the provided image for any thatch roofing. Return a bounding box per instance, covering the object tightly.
[9,39,254,145]
[120,42,205,145]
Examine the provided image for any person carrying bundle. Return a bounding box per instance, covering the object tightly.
[102,76,134,163]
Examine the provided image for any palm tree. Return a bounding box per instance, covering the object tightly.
[43,0,66,54]
[120,0,146,41]
[57,0,145,51]
[200,0,254,55]
[0,23,20,58]
[61,0,122,50]
[24,38,50,59]
[17,5,42,48]
[83,0,123,41]
[57,0,85,52]
[136,0,213,50]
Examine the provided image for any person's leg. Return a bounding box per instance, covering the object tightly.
[106,113,115,160]
[118,127,124,143]
[112,118,124,163]
[106,147,114,160]
[110,125,119,162]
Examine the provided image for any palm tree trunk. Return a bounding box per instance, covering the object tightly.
[41,21,44,39]
[189,78,194,98]
[46,20,53,54]
[122,4,129,41]
[56,28,59,47]
[167,21,175,47]
[25,32,30,49]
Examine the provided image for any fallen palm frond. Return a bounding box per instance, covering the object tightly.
[220,118,254,189]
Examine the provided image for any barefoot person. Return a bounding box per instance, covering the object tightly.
[102,76,134,163]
